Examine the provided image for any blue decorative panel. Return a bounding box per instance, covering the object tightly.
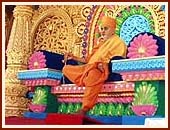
[18,68,63,80]
[23,112,47,119]
[111,56,165,73]
[120,15,150,45]
[88,115,163,125]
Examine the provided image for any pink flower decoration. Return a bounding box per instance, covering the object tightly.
[127,33,158,58]
[131,105,157,116]
[28,51,46,69]
[29,103,47,113]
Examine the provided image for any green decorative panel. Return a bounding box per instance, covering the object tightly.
[134,80,165,116]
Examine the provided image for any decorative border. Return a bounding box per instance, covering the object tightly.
[51,82,134,94]
[22,79,61,87]
[82,5,99,57]
[17,68,62,80]
[57,92,134,98]
[111,56,165,73]
[58,96,134,103]
[121,70,165,81]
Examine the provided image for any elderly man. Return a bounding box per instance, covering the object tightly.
[62,16,127,115]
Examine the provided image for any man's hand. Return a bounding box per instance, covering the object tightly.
[63,52,74,63]
[97,37,104,44]
[97,63,104,72]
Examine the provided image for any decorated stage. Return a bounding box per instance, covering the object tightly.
[4,4,166,127]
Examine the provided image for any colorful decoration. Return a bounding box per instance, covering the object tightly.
[57,103,135,116]
[127,33,158,58]
[88,103,134,116]
[22,79,60,86]
[32,87,49,105]
[119,15,151,45]
[123,105,134,115]
[74,103,82,113]
[28,50,67,70]
[51,82,135,94]
[133,82,158,106]
[51,85,85,94]
[23,111,47,119]
[17,68,63,80]
[58,103,81,114]
[132,82,158,116]
[28,103,47,113]
[93,5,156,46]
[86,5,165,55]
[58,103,67,113]
[131,105,157,116]
[54,82,135,104]
[57,92,134,98]
[58,97,134,104]
[82,5,97,58]
[112,56,165,73]
[115,5,156,45]
[106,103,117,116]
[102,82,135,92]
[28,87,50,113]
[28,51,46,69]
[121,70,165,81]
[66,103,74,114]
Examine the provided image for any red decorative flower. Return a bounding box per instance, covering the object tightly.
[127,33,158,58]
[28,51,46,69]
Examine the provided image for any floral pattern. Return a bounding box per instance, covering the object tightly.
[127,33,158,58]
[28,51,46,69]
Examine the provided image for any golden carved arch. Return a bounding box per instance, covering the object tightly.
[31,6,75,55]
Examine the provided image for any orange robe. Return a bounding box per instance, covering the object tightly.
[62,35,127,111]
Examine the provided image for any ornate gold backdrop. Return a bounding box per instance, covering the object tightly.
[5,5,93,117]
[31,5,93,57]
[5,5,165,117]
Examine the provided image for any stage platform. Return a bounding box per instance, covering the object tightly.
[5,113,103,125]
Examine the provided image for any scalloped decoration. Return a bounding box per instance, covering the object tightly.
[58,97,134,104]
[28,51,46,70]
[29,103,47,113]
[119,15,151,45]
[111,56,165,73]
[131,105,157,116]
[18,68,62,80]
[22,79,61,86]
[127,33,158,58]
[51,82,135,94]
[121,70,165,81]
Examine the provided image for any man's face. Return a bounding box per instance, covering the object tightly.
[99,25,115,38]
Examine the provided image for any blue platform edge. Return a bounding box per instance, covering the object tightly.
[111,56,165,73]
[23,112,47,119]
[17,68,63,80]
[87,115,163,125]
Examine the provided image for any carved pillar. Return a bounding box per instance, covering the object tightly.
[5,5,33,117]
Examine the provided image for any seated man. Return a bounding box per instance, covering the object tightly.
[62,16,127,115]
